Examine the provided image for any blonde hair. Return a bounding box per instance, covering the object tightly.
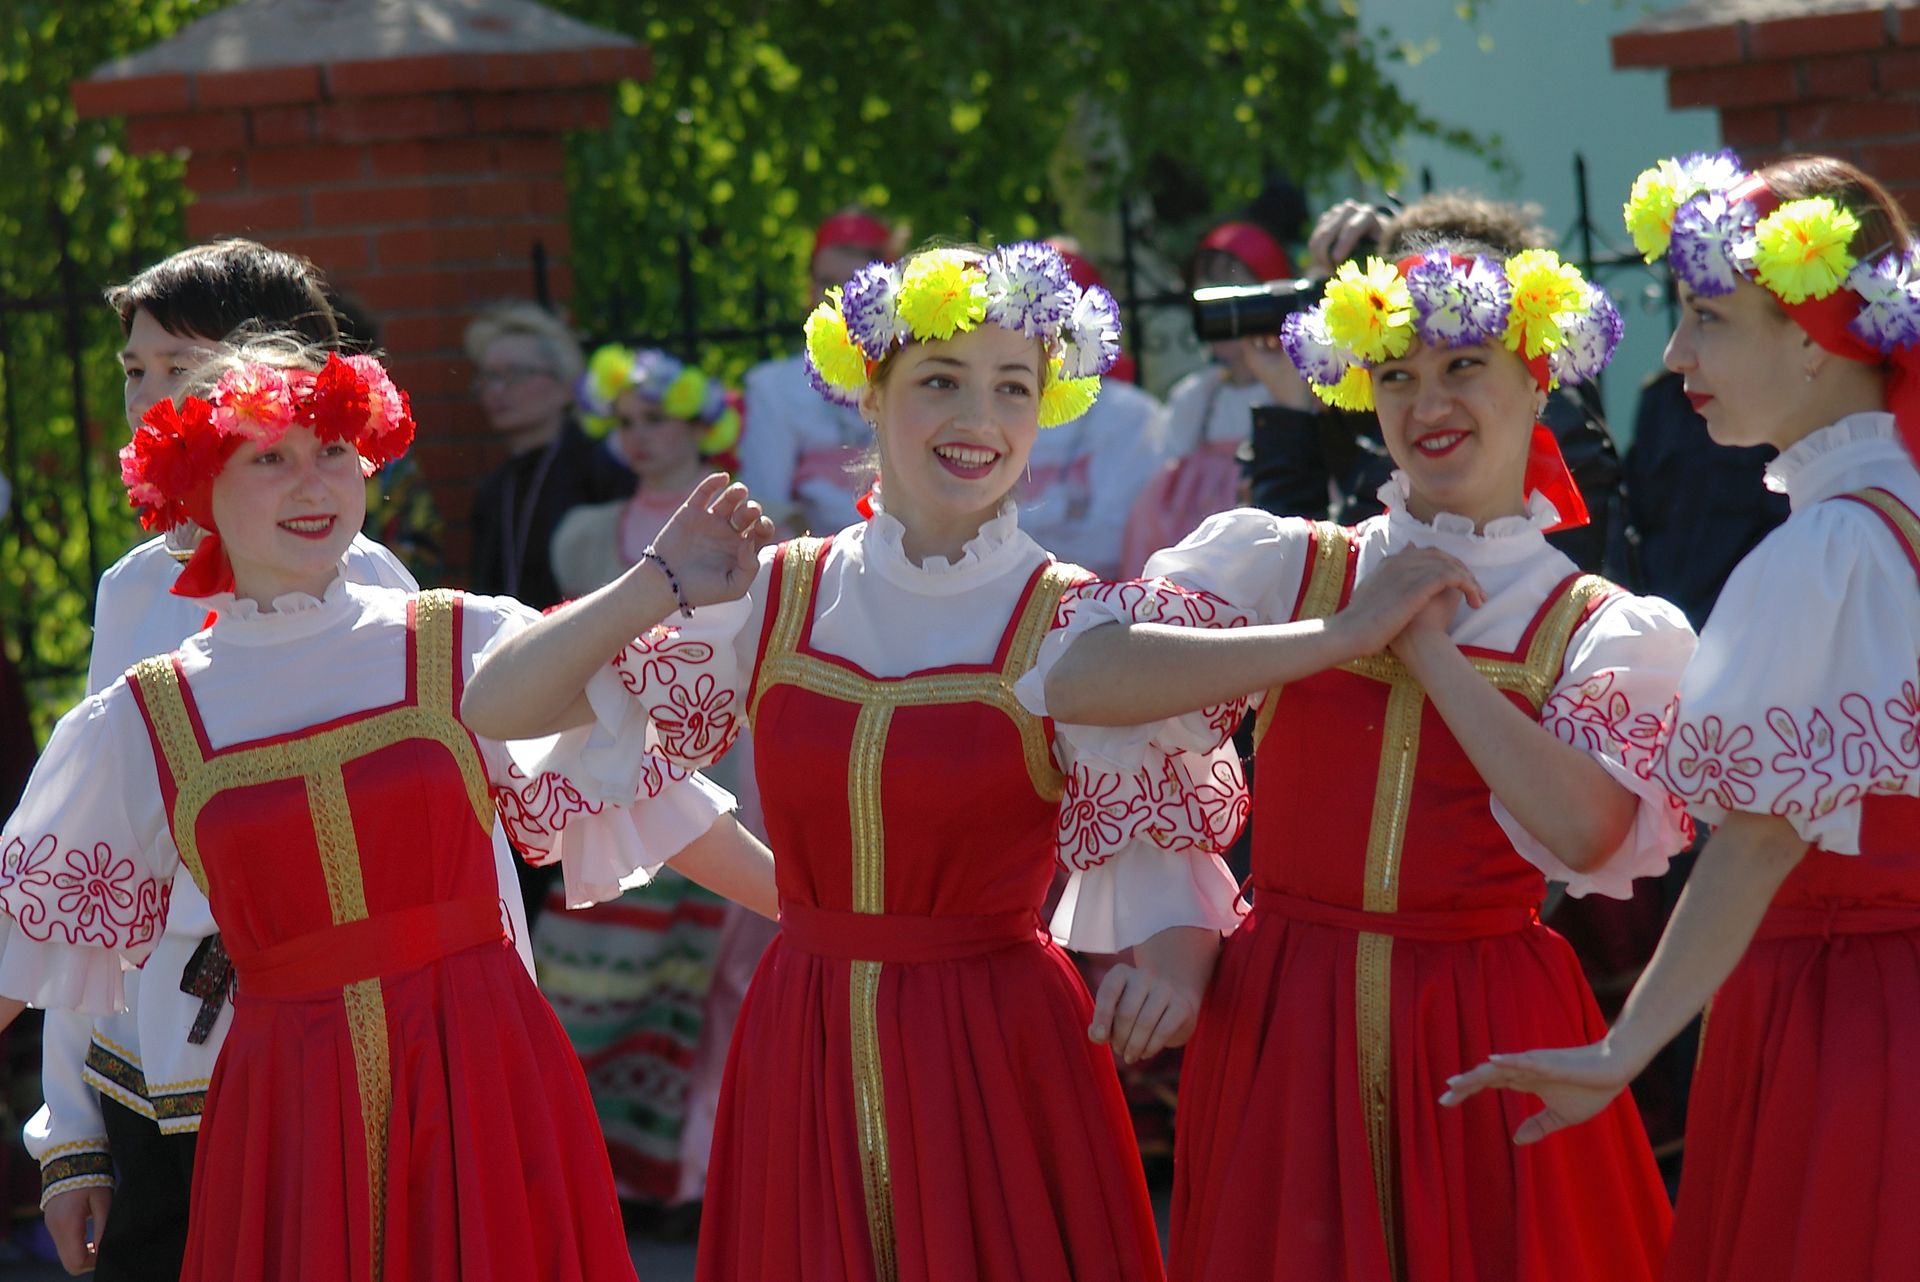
[463,301,585,387]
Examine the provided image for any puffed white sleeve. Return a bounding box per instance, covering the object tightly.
[1491,591,1699,898]
[462,594,738,909]
[1015,509,1315,952]
[1656,501,1920,851]
[0,687,176,1014]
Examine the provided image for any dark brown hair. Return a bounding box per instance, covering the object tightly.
[107,238,339,348]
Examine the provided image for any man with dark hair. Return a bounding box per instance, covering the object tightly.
[26,240,530,1282]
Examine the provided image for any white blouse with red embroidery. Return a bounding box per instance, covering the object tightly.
[1021,473,1699,921]
[0,579,734,1016]
[534,493,1249,955]
[1656,412,1920,849]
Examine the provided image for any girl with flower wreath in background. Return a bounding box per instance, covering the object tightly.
[1035,239,1698,1281]
[0,334,779,1281]
[544,344,769,1224]
[465,241,1247,1282]
[1445,154,1920,1282]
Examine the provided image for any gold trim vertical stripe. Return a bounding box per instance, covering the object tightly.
[849,959,898,1282]
[343,978,392,1280]
[749,538,825,725]
[1253,521,1352,749]
[1356,674,1421,1279]
[307,772,371,925]
[130,659,213,896]
[413,590,457,715]
[1355,931,1397,1280]
[846,699,898,1280]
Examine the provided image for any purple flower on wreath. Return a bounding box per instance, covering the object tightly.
[1677,149,1745,195]
[1404,250,1510,348]
[1059,284,1122,379]
[1669,191,1758,297]
[1280,304,1350,386]
[802,348,861,408]
[983,242,1076,339]
[1847,247,1920,353]
[840,262,905,360]
[1550,282,1624,386]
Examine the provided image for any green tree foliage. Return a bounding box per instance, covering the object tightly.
[2,0,1472,736]
[1,1,215,734]
[554,0,1482,374]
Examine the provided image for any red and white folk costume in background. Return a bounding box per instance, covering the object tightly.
[1030,475,1697,1282]
[0,355,737,1282]
[1655,415,1920,1281]
[548,491,1246,1282]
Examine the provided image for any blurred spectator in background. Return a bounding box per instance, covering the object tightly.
[1014,238,1164,577]
[1119,215,1295,574]
[739,209,898,537]
[465,301,633,608]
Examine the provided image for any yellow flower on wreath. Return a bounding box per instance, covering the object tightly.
[1623,159,1690,262]
[1321,259,1413,365]
[1503,249,1585,361]
[1753,197,1860,305]
[804,288,870,395]
[895,248,989,340]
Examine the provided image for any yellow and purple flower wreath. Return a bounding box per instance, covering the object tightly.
[801,242,1122,428]
[576,344,741,457]
[1279,249,1621,411]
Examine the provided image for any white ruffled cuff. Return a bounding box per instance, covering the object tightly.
[1049,845,1246,954]
[552,771,737,909]
[0,918,128,1016]
[1492,752,1691,900]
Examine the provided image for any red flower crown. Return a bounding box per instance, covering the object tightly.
[118,353,415,532]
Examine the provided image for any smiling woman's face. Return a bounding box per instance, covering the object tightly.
[211,423,367,604]
[863,324,1044,537]
[1371,336,1541,528]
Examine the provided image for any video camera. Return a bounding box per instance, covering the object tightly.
[1189,278,1324,343]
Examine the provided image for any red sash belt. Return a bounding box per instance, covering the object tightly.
[778,902,1043,963]
[1254,889,1538,942]
[1755,901,1920,941]
[232,898,506,999]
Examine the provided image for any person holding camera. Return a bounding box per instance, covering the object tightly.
[1030,235,1692,1281]
[1118,219,1301,574]
[1242,195,1625,573]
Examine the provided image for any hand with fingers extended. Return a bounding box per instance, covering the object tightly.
[44,1184,111,1275]
[1087,961,1205,1065]
[1331,547,1485,659]
[1438,1039,1638,1145]
[642,474,778,611]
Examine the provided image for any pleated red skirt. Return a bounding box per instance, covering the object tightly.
[1665,920,1920,1281]
[696,932,1165,1282]
[182,939,636,1282]
[1170,904,1671,1282]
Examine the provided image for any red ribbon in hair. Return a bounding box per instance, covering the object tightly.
[1198,221,1294,283]
[169,487,235,599]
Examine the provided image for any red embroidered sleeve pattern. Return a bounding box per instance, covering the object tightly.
[1660,670,1920,822]
[0,834,167,949]
[648,673,740,763]
[1054,751,1250,873]
[610,626,716,695]
[491,763,606,866]
[1052,577,1260,748]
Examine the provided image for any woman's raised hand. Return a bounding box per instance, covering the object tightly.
[645,474,777,609]
[1438,1041,1637,1145]
[1331,547,1485,659]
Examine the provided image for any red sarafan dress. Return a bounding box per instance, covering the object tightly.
[565,499,1249,1282]
[1653,415,1920,1282]
[1033,481,1697,1282]
[0,582,736,1282]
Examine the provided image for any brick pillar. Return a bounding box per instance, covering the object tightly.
[71,45,649,578]
[1613,4,1920,217]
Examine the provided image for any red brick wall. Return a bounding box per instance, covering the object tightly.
[72,47,648,579]
[1615,5,1920,215]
